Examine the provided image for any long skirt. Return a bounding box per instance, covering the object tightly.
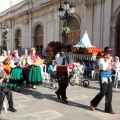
[8,67,23,87]
[28,65,42,85]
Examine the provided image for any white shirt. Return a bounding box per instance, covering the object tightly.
[98,58,119,70]
[55,53,61,63]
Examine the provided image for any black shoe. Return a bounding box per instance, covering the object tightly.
[55,91,61,99]
[7,108,17,112]
[62,99,68,104]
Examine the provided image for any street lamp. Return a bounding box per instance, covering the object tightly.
[58,0,76,43]
[3,25,9,50]
[58,0,76,21]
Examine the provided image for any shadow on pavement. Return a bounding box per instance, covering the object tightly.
[18,85,93,111]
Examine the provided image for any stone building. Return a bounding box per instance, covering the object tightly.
[0,0,120,57]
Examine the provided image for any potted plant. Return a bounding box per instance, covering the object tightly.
[61,27,71,34]
[2,38,9,42]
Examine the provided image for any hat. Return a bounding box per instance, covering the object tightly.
[104,46,112,53]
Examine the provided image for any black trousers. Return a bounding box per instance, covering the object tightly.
[91,77,113,113]
[56,72,68,100]
[0,86,13,111]
[57,82,68,99]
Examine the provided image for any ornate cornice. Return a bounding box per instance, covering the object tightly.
[85,0,105,7]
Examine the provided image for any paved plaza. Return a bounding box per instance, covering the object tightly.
[0,80,120,120]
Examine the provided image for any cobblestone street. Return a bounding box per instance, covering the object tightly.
[0,80,120,120]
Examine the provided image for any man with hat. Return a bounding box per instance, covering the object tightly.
[55,43,73,103]
[90,46,119,114]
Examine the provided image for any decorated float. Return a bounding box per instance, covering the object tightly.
[64,32,103,61]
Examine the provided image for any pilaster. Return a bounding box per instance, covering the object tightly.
[111,26,118,55]
[28,11,32,48]
[85,0,105,7]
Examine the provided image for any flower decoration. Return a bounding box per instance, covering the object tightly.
[46,41,61,67]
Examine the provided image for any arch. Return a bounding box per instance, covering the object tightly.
[112,5,120,27]
[33,22,44,37]
[33,22,44,56]
[111,5,120,57]
[15,28,22,50]
[62,16,81,52]
[35,24,43,36]
[15,29,21,39]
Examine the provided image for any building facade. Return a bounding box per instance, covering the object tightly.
[0,0,120,56]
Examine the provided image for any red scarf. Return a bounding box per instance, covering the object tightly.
[30,54,38,61]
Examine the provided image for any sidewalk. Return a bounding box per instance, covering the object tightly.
[0,80,120,120]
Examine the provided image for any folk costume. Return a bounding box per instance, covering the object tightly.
[90,47,118,114]
[20,49,29,81]
[27,48,42,89]
[8,50,23,91]
[55,44,73,103]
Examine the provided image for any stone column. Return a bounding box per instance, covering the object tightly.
[99,0,105,49]
[7,22,12,50]
[26,19,29,48]
[0,23,2,46]
[110,26,118,56]
[28,12,32,48]
[31,14,34,48]
[23,20,26,48]
[11,19,15,51]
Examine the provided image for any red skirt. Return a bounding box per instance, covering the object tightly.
[22,67,28,74]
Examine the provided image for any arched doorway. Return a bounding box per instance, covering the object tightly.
[15,29,22,53]
[34,24,43,56]
[111,5,120,57]
[62,17,80,52]
[116,14,120,57]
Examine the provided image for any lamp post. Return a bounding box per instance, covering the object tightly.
[58,0,76,43]
[3,25,9,50]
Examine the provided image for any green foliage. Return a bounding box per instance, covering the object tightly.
[2,38,9,42]
[46,41,61,67]
[61,27,71,33]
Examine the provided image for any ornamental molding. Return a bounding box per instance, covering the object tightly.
[85,0,105,7]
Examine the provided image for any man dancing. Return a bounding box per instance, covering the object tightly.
[55,44,73,104]
[90,47,119,114]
